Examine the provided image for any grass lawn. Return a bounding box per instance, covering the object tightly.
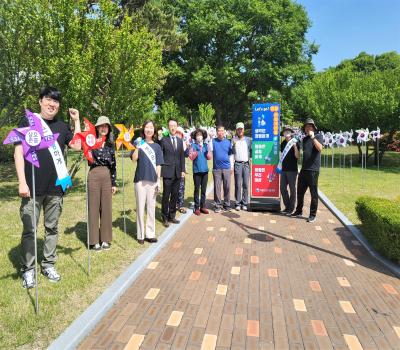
[0,152,197,349]
[318,147,400,224]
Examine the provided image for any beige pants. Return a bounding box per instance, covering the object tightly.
[88,166,113,245]
[134,181,157,240]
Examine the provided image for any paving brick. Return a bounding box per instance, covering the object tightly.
[79,193,400,350]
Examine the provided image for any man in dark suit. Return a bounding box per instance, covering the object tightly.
[160,118,186,227]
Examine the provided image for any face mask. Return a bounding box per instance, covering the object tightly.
[196,135,203,142]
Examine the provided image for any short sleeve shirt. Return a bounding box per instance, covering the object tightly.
[18,116,73,196]
[301,133,324,171]
[134,142,164,183]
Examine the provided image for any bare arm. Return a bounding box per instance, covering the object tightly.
[68,108,82,151]
[14,144,30,197]
[294,144,300,159]
[312,138,323,152]
[131,148,139,161]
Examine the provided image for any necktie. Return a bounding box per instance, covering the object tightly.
[172,137,176,150]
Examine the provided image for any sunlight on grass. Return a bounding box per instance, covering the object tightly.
[0,153,196,348]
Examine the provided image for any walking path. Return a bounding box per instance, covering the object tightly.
[78,199,400,350]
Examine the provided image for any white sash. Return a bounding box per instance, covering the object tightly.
[276,138,298,173]
[139,141,157,172]
[35,113,72,191]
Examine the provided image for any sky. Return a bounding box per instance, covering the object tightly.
[296,0,400,71]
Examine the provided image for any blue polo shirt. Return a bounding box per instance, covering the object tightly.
[212,138,232,170]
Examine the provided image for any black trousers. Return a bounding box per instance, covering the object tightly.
[162,177,180,220]
[295,170,319,217]
[193,172,208,209]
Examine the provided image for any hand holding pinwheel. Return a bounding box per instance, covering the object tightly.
[70,118,105,163]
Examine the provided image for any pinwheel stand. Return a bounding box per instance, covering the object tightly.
[31,164,39,314]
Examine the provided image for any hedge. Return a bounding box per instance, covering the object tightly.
[355,196,400,263]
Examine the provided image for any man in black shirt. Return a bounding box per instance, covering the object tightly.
[14,87,81,288]
[280,127,300,215]
[291,118,323,223]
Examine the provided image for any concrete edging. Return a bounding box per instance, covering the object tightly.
[318,190,400,278]
[48,184,214,350]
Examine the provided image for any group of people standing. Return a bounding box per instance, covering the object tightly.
[12,86,323,290]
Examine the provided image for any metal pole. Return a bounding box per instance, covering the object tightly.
[122,148,126,236]
[377,138,380,175]
[85,161,90,275]
[32,164,39,314]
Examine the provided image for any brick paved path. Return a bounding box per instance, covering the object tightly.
[79,199,400,350]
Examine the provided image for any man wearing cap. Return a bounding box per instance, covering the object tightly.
[232,122,251,211]
[291,118,323,223]
[280,126,300,215]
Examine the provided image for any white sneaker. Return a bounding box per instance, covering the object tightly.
[41,266,61,282]
[235,205,241,211]
[101,242,111,250]
[22,269,35,289]
[93,243,102,252]
[241,205,247,211]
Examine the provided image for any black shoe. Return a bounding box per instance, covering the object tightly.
[307,216,317,223]
[162,220,170,227]
[168,218,180,224]
[145,238,158,243]
[290,211,303,218]
[137,239,145,245]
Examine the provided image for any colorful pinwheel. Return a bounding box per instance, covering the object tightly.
[115,124,135,150]
[71,118,105,163]
[370,128,381,142]
[3,110,58,167]
[356,128,370,143]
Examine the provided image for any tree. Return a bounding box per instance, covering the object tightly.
[197,103,216,127]
[290,52,400,163]
[161,0,317,127]
[156,98,186,127]
[0,0,165,126]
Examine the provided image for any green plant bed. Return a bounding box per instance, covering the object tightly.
[355,196,400,264]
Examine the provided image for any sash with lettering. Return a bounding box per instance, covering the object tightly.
[276,137,298,174]
[139,141,157,174]
[35,113,72,191]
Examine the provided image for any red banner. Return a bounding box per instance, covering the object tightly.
[251,164,280,198]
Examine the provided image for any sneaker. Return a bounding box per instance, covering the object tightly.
[223,206,232,212]
[241,205,247,211]
[41,266,61,283]
[290,211,303,218]
[92,243,102,252]
[145,238,158,243]
[194,209,201,216]
[101,242,111,250]
[307,216,317,223]
[214,207,222,213]
[235,205,241,211]
[22,269,35,289]
[200,208,209,214]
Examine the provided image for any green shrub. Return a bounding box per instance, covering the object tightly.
[355,196,400,263]
[0,126,16,163]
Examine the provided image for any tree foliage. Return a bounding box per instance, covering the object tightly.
[290,52,400,133]
[0,0,165,126]
[161,0,317,127]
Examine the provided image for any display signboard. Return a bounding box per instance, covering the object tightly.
[249,103,281,210]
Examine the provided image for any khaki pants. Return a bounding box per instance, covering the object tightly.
[20,195,63,272]
[88,166,113,245]
[134,181,157,240]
